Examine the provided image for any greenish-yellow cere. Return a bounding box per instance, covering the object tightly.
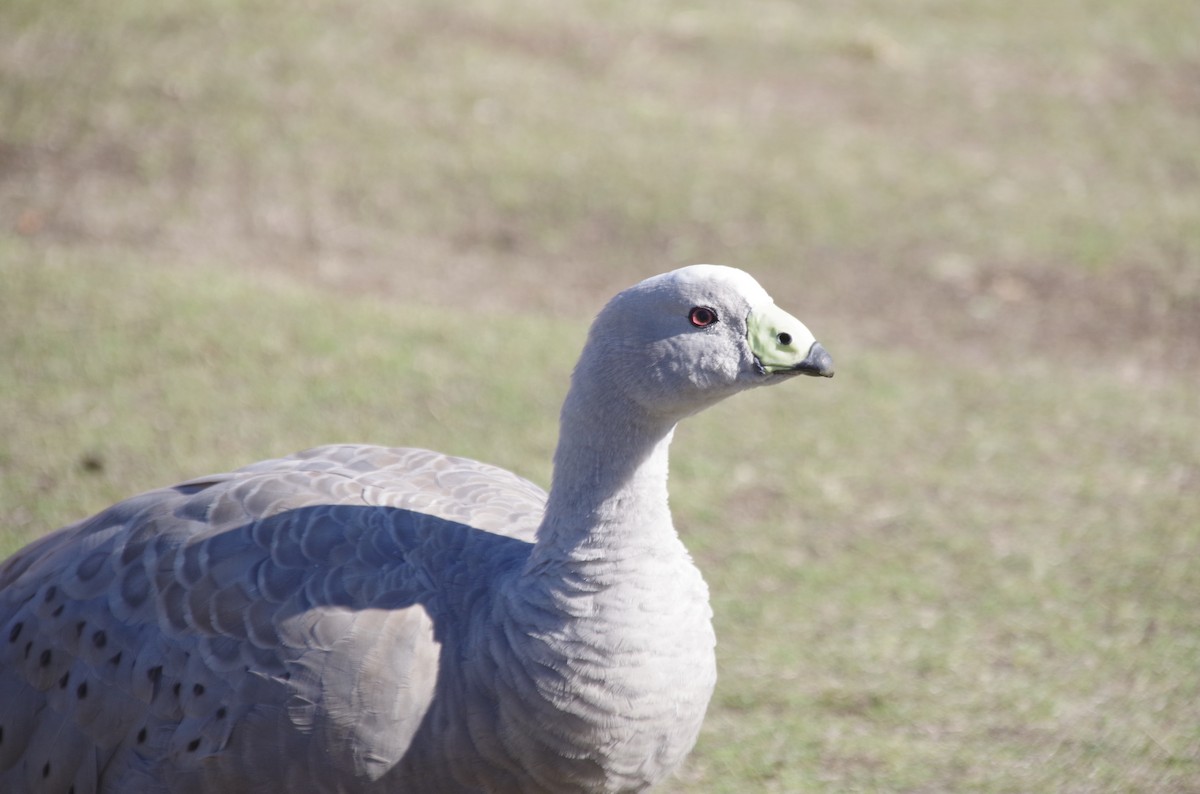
[746,303,814,373]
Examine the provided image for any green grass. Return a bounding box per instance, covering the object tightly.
[2,0,1199,790]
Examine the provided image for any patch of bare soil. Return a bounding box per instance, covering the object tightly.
[809,256,1200,378]
[4,136,1195,379]
[9,195,1198,380]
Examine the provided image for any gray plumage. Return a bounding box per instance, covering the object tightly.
[0,265,833,793]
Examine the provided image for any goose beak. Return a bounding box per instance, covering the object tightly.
[794,342,835,378]
[747,303,835,378]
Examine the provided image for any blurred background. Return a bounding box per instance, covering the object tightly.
[2,0,1197,790]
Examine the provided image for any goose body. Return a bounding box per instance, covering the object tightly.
[0,265,833,793]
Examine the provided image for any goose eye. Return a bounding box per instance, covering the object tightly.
[688,307,718,328]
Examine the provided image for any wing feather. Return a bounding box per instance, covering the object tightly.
[0,444,545,792]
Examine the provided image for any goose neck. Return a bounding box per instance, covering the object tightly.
[533,375,678,558]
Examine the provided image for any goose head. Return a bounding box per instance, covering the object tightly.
[579,264,834,423]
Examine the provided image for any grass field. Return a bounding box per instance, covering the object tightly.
[2,0,1198,791]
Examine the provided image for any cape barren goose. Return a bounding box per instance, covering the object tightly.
[0,264,834,793]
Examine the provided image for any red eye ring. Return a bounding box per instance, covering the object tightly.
[689,306,718,328]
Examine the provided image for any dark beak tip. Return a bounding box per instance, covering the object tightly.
[799,342,835,378]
